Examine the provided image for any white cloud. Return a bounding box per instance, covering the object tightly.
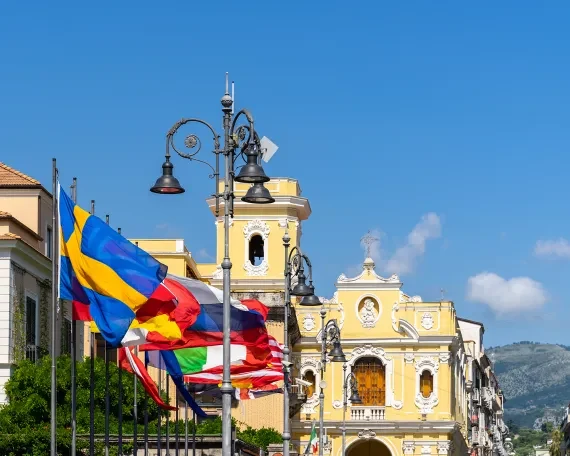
[534,238,570,259]
[466,272,547,316]
[384,213,442,275]
[195,248,215,261]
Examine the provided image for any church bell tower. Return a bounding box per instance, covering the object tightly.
[205,178,311,305]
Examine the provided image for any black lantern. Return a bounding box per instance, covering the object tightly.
[299,283,322,306]
[235,142,270,184]
[349,386,362,404]
[241,182,275,204]
[328,340,346,363]
[150,158,185,194]
[291,269,312,296]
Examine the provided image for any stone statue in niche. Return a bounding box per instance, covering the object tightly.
[360,298,378,328]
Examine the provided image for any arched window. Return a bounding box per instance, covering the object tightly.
[249,234,265,265]
[302,370,316,397]
[353,357,385,406]
[420,370,433,398]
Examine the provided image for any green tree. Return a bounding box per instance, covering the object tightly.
[0,355,282,455]
[550,428,563,456]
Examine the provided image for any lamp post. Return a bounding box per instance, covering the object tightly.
[341,363,362,456]
[282,232,322,456]
[150,73,275,456]
[319,313,346,456]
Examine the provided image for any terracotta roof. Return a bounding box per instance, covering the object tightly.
[0,162,41,187]
[0,232,21,240]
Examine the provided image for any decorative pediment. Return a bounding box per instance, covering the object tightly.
[336,258,402,287]
[243,219,270,239]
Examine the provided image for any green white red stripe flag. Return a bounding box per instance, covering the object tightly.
[305,421,318,455]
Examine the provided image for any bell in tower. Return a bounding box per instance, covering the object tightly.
[249,234,265,266]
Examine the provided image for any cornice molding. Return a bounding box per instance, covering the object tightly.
[291,420,460,434]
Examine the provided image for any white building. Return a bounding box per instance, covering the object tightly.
[0,162,71,403]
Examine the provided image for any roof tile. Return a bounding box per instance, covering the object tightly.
[0,162,41,187]
[0,232,21,240]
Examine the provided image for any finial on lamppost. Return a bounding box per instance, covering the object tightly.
[221,72,233,109]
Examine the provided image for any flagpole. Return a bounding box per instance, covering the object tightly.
[193,388,198,456]
[175,389,180,455]
[157,358,162,454]
[118,349,123,455]
[166,374,170,455]
[144,353,149,456]
[104,215,111,456]
[70,176,77,456]
[133,345,139,456]
[192,407,196,456]
[50,158,58,456]
[133,239,139,455]
[184,387,188,456]
[89,199,95,456]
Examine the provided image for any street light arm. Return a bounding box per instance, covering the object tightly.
[323,319,341,346]
[165,117,222,215]
[287,247,305,282]
[302,254,314,281]
[167,118,221,173]
[230,108,255,142]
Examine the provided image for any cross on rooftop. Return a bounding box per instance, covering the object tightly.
[360,230,378,258]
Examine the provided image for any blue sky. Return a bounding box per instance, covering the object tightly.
[1,1,570,347]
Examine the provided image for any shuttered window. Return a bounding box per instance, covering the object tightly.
[353,357,385,406]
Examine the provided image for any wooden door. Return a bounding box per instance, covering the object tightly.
[353,357,385,406]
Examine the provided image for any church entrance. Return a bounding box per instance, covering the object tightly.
[346,439,392,456]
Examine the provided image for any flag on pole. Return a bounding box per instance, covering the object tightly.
[305,421,318,455]
[118,347,176,411]
[180,335,284,388]
[85,273,267,349]
[58,187,168,346]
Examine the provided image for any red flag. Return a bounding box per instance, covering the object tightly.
[118,347,177,411]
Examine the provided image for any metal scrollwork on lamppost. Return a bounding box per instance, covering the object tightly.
[282,232,322,456]
[341,364,362,456]
[150,73,275,456]
[318,313,346,456]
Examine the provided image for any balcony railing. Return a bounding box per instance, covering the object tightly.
[26,345,48,363]
[351,406,385,421]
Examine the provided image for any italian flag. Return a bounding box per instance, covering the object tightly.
[174,344,248,373]
[305,422,318,455]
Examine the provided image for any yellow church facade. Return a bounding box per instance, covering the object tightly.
[109,176,499,456]
[291,257,469,456]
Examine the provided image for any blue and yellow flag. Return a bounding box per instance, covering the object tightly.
[59,185,168,347]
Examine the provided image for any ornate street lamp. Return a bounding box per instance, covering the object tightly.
[341,363,362,455]
[150,74,274,456]
[282,231,322,456]
[318,313,346,456]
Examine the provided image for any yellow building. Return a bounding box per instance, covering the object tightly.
[291,257,469,456]
[94,175,504,456]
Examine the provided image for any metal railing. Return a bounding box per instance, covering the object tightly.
[350,406,385,421]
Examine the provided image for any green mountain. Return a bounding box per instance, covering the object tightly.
[487,342,570,429]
